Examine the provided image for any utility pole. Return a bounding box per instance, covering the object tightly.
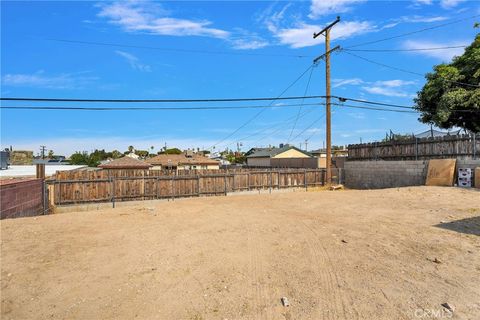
[40,145,46,159]
[304,139,308,151]
[313,16,340,185]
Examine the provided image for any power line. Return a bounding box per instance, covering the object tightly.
[0,102,324,111]
[219,107,318,150]
[287,65,315,143]
[332,103,418,113]
[344,45,468,52]
[332,96,413,109]
[209,63,316,150]
[45,38,311,59]
[342,50,480,88]
[290,113,326,142]
[344,14,480,49]
[0,95,326,103]
[248,107,322,147]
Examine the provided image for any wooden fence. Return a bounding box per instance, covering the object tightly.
[48,168,335,206]
[348,134,479,161]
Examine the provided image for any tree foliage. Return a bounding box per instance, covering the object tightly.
[414,33,480,133]
[158,148,182,155]
[69,149,123,167]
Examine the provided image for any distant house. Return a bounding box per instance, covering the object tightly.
[98,156,152,170]
[125,152,140,160]
[246,144,316,168]
[146,152,220,170]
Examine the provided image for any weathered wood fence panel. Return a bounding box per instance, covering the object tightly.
[348,134,479,161]
[48,169,329,206]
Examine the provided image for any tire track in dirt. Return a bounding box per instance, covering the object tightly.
[246,222,270,320]
[300,219,359,320]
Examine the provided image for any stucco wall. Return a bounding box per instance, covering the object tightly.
[246,157,271,167]
[274,149,310,158]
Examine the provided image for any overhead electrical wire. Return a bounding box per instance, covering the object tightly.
[248,106,324,147]
[0,95,327,103]
[219,106,318,150]
[45,38,311,59]
[342,50,480,88]
[287,65,315,143]
[290,113,326,142]
[209,63,317,150]
[332,103,419,113]
[344,14,480,49]
[344,45,468,52]
[0,102,325,111]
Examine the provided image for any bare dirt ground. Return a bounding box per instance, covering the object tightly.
[1,186,480,320]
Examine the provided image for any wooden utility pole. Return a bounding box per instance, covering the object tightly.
[313,16,340,184]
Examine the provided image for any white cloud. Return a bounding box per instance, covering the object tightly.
[97,1,229,39]
[115,50,152,72]
[309,0,366,19]
[402,39,468,61]
[332,78,364,88]
[374,80,416,87]
[412,0,467,8]
[361,79,417,97]
[229,29,269,50]
[362,86,410,97]
[273,20,375,48]
[1,71,97,89]
[440,0,467,9]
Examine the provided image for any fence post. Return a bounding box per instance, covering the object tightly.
[110,178,115,208]
[247,172,250,191]
[473,134,477,159]
[224,174,227,196]
[304,169,307,191]
[269,171,272,194]
[232,171,236,192]
[171,175,175,201]
[156,177,159,199]
[42,180,47,215]
[415,138,418,160]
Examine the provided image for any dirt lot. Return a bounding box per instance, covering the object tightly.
[1,186,480,320]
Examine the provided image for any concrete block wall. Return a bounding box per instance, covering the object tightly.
[345,160,429,189]
[345,159,480,189]
[0,179,44,219]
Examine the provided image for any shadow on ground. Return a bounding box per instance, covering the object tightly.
[435,216,480,236]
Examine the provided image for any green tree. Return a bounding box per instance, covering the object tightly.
[48,150,54,158]
[159,148,182,155]
[414,32,480,133]
[127,145,134,153]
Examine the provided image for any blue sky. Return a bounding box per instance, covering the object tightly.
[1,0,479,156]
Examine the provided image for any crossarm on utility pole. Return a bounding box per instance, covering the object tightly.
[313,45,341,64]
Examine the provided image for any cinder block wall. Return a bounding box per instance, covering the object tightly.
[345,159,480,189]
[0,179,44,219]
[345,160,429,189]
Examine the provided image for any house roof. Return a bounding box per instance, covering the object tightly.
[246,145,312,158]
[146,154,220,166]
[98,156,152,169]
